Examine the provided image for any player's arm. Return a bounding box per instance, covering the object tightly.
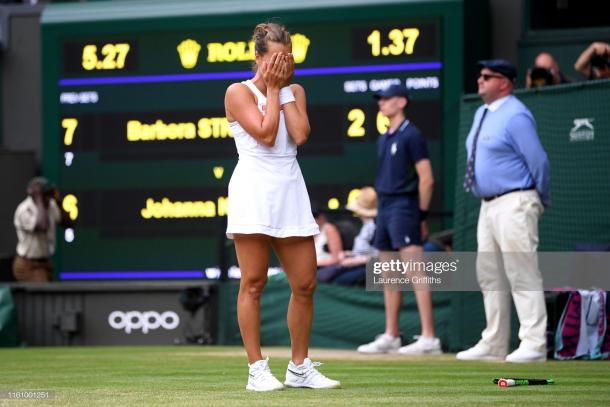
[282,84,311,146]
[280,54,311,145]
[224,54,283,147]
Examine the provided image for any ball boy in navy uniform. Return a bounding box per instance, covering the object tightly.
[358,84,441,355]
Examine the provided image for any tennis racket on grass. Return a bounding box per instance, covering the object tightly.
[493,378,554,387]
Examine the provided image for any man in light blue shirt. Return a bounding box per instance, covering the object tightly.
[464,79,550,205]
[457,60,550,363]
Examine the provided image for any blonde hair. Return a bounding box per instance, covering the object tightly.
[252,22,291,71]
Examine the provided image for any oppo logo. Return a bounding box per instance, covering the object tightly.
[108,310,180,334]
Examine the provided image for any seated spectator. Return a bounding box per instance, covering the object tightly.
[313,204,342,268]
[317,187,378,285]
[423,229,453,252]
[574,42,610,80]
[526,52,571,88]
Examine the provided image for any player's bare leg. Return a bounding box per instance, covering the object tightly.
[234,233,272,363]
[273,236,341,389]
[271,236,317,365]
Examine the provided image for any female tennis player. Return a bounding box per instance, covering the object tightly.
[224,22,340,391]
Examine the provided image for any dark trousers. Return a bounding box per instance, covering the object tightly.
[13,256,52,282]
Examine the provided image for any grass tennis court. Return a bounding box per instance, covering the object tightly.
[1,347,609,406]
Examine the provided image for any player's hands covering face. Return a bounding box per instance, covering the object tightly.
[261,52,289,90]
[279,53,295,87]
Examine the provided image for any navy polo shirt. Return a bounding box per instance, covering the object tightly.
[375,119,429,197]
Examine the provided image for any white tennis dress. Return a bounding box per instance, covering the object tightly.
[226,80,319,239]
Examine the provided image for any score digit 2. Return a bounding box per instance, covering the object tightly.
[347,108,390,138]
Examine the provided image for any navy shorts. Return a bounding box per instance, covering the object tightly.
[373,196,421,250]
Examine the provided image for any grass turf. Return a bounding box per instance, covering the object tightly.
[1,346,609,406]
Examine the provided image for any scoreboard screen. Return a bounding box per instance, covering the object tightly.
[41,0,463,280]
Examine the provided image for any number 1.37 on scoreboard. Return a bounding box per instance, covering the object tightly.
[367,28,420,57]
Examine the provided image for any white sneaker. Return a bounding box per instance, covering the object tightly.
[505,347,546,363]
[456,344,504,361]
[285,358,341,389]
[357,334,401,354]
[398,335,442,355]
[246,357,284,392]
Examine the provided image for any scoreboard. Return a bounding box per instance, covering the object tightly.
[41,0,463,280]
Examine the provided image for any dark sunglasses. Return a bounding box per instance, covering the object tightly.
[479,73,505,81]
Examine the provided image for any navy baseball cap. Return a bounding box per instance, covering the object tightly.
[373,84,410,100]
[478,59,517,81]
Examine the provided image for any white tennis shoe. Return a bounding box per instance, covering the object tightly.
[357,334,401,353]
[456,344,505,361]
[398,335,443,355]
[246,357,284,392]
[505,347,546,363]
[284,358,341,389]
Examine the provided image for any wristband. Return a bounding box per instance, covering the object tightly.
[279,86,296,105]
[419,209,429,221]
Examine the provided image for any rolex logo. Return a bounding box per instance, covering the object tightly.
[177,39,202,69]
[290,33,310,64]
